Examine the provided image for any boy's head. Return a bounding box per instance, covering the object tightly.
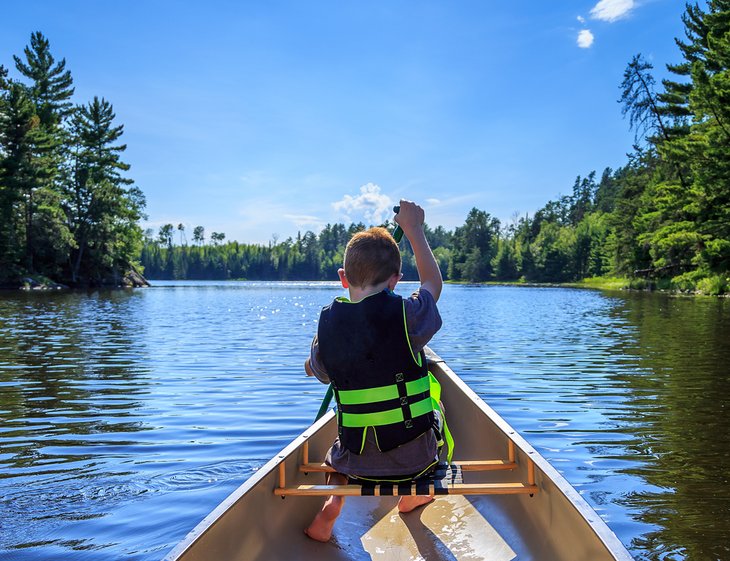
[341,227,401,289]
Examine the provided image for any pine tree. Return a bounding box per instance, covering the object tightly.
[0,81,72,275]
[13,32,74,127]
[11,32,75,276]
[66,96,144,283]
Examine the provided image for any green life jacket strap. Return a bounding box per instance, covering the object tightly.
[428,372,454,463]
[337,376,430,405]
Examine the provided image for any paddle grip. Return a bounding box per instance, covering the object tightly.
[392,205,403,243]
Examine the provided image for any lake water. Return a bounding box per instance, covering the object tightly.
[0,282,728,560]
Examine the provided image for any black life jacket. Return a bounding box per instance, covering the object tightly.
[317,289,435,454]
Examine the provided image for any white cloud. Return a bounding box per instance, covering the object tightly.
[590,0,634,22]
[284,213,326,229]
[577,29,595,48]
[332,183,394,225]
[577,15,586,24]
[426,198,441,206]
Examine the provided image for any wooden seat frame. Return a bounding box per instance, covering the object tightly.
[275,439,538,497]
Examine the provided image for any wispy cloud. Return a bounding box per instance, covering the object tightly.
[284,213,326,229]
[577,29,595,48]
[426,198,441,206]
[332,183,394,225]
[590,0,635,22]
[577,15,586,24]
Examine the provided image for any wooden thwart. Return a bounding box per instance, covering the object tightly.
[274,481,537,497]
[276,440,539,497]
[298,458,517,473]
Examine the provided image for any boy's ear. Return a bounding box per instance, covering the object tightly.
[337,268,349,288]
[387,272,403,291]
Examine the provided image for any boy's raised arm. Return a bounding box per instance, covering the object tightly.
[395,200,443,303]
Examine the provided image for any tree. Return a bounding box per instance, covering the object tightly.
[10,32,75,276]
[594,167,620,214]
[620,53,689,189]
[0,80,71,275]
[65,96,144,283]
[13,32,74,127]
[449,208,500,282]
[621,54,675,146]
[0,77,29,279]
[569,171,596,225]
[158,224,174,246]
[492,238,519,281]
[193,225,205,245]
[530,222,576,282]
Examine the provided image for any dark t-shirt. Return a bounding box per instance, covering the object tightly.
[308,287,442,477]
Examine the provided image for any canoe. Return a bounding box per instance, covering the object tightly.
[164,348,634,561]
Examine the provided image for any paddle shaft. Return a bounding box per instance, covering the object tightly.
[392,205,404,242]
[315,384,334,421]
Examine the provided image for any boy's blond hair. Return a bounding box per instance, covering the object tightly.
[343,227,401,288]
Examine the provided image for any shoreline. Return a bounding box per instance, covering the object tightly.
[6,275,726,297]
[445,277,729,297]
[0,269,150,291]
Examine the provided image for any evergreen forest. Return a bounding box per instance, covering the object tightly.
[3,3,730,294]
[0,33,145,287]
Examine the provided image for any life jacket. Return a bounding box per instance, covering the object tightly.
[317,289,435,454]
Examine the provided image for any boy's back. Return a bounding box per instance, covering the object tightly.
[304,199,445,542]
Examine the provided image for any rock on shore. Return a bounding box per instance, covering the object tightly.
[21,277,69,290]
[122,268,151,288]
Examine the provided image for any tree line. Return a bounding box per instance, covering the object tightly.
[4,2,728,294]
[0,32,144,287]
[141,2,729,294]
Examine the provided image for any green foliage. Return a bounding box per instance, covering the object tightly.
[0,33,144,286]
[448,208,500,282]
[65,96,144,283]
[530,222,576,282]
[695,274,728,295]
[492,239,519,281]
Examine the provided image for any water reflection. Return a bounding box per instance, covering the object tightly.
[607,294,730,560]
[0,291,153,557]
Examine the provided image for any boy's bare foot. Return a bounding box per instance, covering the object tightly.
[397,495,434,513]
[304,495,344,542]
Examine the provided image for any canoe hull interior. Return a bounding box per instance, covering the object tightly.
[165,352,633,561]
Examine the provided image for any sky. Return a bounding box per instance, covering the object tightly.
[2,0,688,244]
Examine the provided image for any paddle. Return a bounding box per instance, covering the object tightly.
[315,384,334,421]
[313,205,404,422]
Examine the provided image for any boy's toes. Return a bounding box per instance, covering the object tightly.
[398,495,434,513]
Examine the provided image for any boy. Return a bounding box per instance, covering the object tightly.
[304,199,445,542]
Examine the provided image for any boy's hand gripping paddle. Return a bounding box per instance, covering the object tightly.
[392,206,404,242]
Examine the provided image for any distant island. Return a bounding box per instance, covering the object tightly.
[3,2,729,294]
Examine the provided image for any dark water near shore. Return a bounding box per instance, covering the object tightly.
[0,282,728,560]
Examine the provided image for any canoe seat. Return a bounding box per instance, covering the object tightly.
[275,459,538,497]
